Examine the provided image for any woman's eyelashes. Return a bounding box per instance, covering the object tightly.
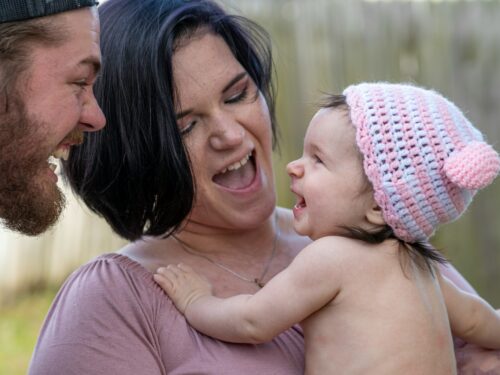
[180,119,198,136]
[225,85,249,104]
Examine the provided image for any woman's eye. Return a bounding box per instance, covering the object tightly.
[225,86,248,104]
[180,119,197,136]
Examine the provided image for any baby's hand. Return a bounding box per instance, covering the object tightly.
[154,263,213,314]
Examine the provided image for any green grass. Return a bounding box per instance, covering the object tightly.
[0,289,57,375]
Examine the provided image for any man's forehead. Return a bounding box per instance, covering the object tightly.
[0,0,98,23]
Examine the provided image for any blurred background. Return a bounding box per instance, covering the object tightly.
[1,0,499,373]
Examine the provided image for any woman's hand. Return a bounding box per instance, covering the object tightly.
[154,263,213,314]
[455,336,500,374]
[440,262,500,373]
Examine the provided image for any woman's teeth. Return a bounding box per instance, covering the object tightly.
[220,153,251,174]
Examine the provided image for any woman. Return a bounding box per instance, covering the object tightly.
[29,0,500,373]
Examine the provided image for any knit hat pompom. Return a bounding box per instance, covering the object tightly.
[344,82,499,243]
[443,141,500,190]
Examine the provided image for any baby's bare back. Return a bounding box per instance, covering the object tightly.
[301,240,456,375]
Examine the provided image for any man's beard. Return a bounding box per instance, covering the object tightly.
[0,95,66,236]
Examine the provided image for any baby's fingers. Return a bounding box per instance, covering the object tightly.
[154,265,183,291]
[153,268,175,293]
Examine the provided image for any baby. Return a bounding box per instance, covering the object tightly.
[154,83,500,374]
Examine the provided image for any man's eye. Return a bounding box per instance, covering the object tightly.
[74,80,89,89]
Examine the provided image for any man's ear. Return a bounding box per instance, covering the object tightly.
[366,204,386,226]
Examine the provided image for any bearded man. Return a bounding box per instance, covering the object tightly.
[0,0,106,235]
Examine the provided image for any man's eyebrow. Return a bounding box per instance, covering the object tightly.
[222,72,247,93]
[176,72,249,120]
[78,57,101,75]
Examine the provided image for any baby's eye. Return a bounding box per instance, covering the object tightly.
[314,155,323,164]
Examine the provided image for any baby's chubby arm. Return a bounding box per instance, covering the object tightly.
[154,237,348,344]
[439,272,500,349]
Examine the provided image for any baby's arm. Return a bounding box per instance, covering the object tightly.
[154,237,345,344]
[439,272,500,349]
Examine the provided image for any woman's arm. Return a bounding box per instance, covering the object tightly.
[437,262,500,373]
[439,273,500,349]
[29,254,167,375]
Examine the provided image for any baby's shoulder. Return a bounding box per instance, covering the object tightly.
[300,236,369,262]
[301,236,396,267]
[308,235,373,252]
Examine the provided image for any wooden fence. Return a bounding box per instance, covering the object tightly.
[1,0,499,306]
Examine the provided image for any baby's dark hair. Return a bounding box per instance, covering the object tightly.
[320,94,447,273]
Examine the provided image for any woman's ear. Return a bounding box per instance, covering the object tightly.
[366,204,386,226]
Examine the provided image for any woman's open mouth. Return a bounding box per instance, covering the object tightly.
[212,151,257,190]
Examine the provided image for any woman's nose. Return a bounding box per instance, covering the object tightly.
[209,114,245,150]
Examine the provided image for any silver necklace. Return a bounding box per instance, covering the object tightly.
[172,213,280,288]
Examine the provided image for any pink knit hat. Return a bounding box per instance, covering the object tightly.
[344,82,500,242]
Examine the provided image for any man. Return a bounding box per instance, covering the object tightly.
[0,0,105,235]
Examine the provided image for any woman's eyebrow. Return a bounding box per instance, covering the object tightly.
[222,72,247,93]
[176,109,191,120]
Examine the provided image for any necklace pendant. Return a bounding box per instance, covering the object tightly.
[255,279,265,288]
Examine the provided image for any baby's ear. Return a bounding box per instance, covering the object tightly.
[366,204,386,226]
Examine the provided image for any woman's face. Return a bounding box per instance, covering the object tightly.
[172,32,276,231]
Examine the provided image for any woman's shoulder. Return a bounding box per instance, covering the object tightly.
[63,252,168,309]
[74,252,152,281]
[30,253,178,374]
[116,236,178,273]
[39,252,179,344]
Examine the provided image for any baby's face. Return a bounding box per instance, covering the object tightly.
[287,107,376,240]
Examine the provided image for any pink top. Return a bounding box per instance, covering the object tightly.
[29,253,304,375]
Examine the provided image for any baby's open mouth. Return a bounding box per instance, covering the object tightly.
[294,196,306,209]
[212,151,256,189]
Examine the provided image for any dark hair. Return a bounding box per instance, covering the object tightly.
[64,0,277,241]
[0,17,66,109]
[321,94,447,272]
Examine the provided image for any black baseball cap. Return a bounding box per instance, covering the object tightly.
[1,0,99,23]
